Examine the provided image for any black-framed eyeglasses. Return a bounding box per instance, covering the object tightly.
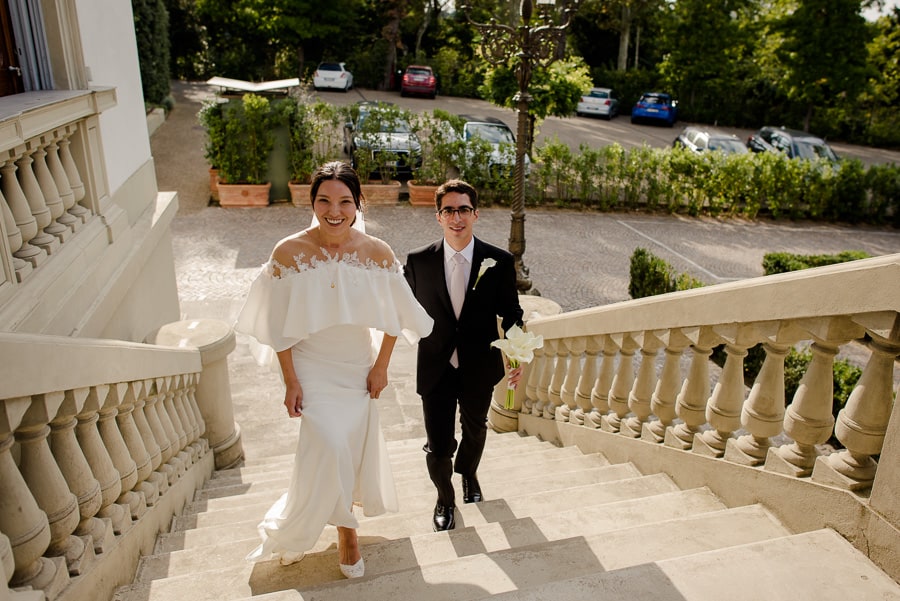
[437,206,475,218]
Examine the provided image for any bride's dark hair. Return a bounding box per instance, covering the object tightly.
[309,161,366,211]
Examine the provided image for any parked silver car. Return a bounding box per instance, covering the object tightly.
[575,87,620,119]
[673,126,748,155]
[747,126,839,162]
[313,62,353,92]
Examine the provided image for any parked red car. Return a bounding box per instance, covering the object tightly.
[400,65,437,99]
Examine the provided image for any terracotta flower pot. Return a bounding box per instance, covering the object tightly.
[360,181,402,205]
[217,182,271,207]
[288,182,311,207]
[407,180,440,207]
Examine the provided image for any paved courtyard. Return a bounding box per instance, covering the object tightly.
[152,81,900,455]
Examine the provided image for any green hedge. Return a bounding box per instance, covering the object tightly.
[628,248,865,447]
[531,141,900,226]
[133,0,171,107]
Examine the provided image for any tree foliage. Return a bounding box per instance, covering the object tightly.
[133,0,171,105]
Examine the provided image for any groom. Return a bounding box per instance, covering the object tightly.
[404,179,523,531]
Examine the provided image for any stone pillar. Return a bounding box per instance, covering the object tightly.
[148,319,243,469]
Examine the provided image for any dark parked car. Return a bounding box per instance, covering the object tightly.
[673,126,748,155]
[400,65,437,98]
[631,92,678,126]
[747,126,839,162]
[343,102,422,179]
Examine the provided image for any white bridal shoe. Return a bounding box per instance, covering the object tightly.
[339,557,365,579]
[278,551,305,566]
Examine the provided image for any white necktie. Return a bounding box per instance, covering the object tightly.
[449,253,466,367]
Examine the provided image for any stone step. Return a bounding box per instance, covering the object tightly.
[479,529,900,601]
[120,504,788,601]
[193,452,611,503]
[160,474,678,558]
[182,463,641,517]
[154,485,722,556]
[209,442,582,487]
[174,465,653,532]
[237,432,546,469]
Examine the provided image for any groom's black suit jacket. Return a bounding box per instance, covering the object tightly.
[405,237,523,399]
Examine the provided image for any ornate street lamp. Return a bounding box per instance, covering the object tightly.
[462,0,577,294]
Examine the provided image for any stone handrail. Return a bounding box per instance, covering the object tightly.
[0,324,240,601]
[512,253,899,520]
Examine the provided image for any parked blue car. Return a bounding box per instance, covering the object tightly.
[631,92,678,127]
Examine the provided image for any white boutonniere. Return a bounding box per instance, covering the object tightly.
[472,258,497,290]
[490,325,544,409]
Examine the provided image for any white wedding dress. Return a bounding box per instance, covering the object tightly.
[235,249,433,561]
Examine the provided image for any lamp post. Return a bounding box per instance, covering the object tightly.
[462,0,577,294]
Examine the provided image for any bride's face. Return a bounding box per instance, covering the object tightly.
[314,180,358,234]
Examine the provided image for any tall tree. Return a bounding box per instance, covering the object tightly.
[776,0,872,131]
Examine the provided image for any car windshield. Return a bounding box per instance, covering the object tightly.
[465,123,515,144]
[709,139,747,154]
[358,112,411,134]
[408,68,431,76]
[319,63,341,71]
[589,90,609,99]
[642,95,669,104]
[794,140,838,162]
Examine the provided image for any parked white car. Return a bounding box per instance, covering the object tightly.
[313,62,353,91]
[575,87,620,119]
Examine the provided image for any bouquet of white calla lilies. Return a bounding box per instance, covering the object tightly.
[490,325,544,409]
[472,258,496,289]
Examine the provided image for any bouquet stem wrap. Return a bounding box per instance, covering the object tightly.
[491,325,544,412]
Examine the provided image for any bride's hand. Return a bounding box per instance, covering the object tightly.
[367,365,388,399]
[284,380,303,417]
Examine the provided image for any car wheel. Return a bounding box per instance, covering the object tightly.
[631,116,638,124]
[400,89,407,97]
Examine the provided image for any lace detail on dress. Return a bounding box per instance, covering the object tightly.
[269,248,399,279]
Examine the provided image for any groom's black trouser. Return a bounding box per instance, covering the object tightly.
[421,364,493,507]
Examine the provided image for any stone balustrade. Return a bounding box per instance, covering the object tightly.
[0,324,242,601]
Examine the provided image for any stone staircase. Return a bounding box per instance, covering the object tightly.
[113,432,900,601]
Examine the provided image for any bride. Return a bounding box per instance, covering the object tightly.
[235,161,433,578]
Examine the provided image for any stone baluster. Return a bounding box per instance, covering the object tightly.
[0,398,67,598]
[522,345,545,415]
[532,342,555,417]
[643,329,691,443]
[184,373,209,456]
[694,324,758,457]
[601,334,638,433]
[725,340,792,466]
[75,386,129,535]
[45,137,78,232]
[114,383,158,508]
[15,151,60,255]
[621,332,664,438]
[143,381,177,486]
[97,384,145,520]
[162,379,193,468]
[813,324,900,490]
[1,160,46,269]
[27,143,68,243]
[555,338,584,423]
[586,337,616,429]
[665,327,721,450]
[572,337,600,426]
[15,393,85,576]
[58,132,88,222]
[48,388,112,561]
[1,532,12,590]
[171,376,199,462]
[132,382,167,496]
[545,341,568,420]
[0,189,32,282]
[155,377,187,479]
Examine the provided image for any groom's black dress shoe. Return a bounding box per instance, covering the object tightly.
[432,503,455,531]
[462,475,482,504]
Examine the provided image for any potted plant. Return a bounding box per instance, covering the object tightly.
[215,93,275,206]
[286,99,346,206]
[408,110,464,206]
[198,98,228,201]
